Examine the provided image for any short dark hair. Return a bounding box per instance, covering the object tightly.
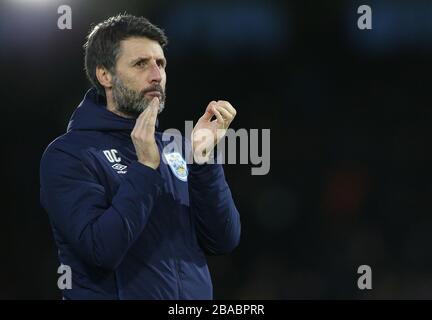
[84,14,168,95]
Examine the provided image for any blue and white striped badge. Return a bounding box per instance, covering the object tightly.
[163,152,188,182]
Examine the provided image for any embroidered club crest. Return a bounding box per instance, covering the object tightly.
[163,152,188,182]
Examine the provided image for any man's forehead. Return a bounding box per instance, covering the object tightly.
[119,37,165,59]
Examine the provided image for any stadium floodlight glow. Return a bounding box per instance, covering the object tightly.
[11,0,52,3]
[7,0,57,7]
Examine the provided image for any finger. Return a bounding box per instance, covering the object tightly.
[216,100,237,117]
[212,108,225,127]
[134,100,153,129]
[144,97,159,131]
[200,101,217,121]
[215,105,233,122]
[132,108,149,137]
[135,97,158,138]
[149,96,160,111]
[140,97,159,121]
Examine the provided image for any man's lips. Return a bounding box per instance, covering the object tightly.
[144,91,162,98]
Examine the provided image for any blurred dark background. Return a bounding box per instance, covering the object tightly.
[1,0,432,299]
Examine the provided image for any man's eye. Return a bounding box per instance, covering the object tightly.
[136,61,146,67]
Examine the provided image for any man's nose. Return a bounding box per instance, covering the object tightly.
[148,61,162,84]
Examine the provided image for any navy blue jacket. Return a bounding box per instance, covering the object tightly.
[39,89,241,299]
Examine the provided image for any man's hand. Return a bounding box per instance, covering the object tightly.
[131,97,160,169]
[192,100,237,163]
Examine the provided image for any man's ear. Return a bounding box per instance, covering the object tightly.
[95,65,113,90]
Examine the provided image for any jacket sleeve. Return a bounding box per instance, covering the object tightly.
[188,162,241,255]
[40,146,164,271]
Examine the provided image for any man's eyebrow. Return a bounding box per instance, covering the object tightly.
[130,57,150,65]
[157,57,167,66]
[130,57,167,66]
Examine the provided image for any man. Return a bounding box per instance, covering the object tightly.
[39,14,241,299]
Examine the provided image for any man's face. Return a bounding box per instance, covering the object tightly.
[111,37,167,117]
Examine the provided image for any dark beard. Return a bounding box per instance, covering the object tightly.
[112,76,166,118]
